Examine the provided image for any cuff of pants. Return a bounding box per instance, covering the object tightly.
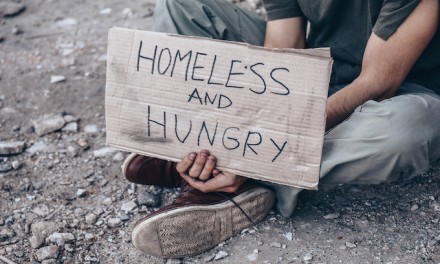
[256,181,302,217]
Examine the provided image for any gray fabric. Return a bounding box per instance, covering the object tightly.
[261,0,440,94]
[152,0,440,217]
[153,0,266,45]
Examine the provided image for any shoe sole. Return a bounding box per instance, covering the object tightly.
[131,187,275,258]
[121,153,137,179]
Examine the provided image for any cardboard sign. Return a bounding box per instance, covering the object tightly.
[105,27,332,190]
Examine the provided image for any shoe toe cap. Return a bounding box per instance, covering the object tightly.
[132,219,163,257]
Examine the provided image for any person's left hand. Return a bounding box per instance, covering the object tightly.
[176,150,248,193]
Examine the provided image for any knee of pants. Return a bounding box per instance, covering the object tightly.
[155,0,199,15]
[362,95,437,180]
[322,94,438,185]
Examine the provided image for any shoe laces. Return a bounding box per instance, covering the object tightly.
[177,180,254,224]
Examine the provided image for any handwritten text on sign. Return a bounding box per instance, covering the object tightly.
[105,28,332,189]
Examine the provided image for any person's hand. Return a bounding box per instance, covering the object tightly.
[176,150,248,193]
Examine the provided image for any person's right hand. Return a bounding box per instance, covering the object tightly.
[176,150,248,193]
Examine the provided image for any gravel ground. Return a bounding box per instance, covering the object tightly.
[0,0,439,263]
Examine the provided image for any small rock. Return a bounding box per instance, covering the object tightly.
[84,233,94,241]
[0,163,12,173]
[93,147,117,157]
[50,75,66,84]
[12,26,22,35]
[56,17,77,28]
[430,201,440,211]
[84,124,99,134]
[107,218,122,228]
[0,2,26,17]
[137,192,160,207]
[410,204,419,211]
[36,245,59,262]
[269,242,281,248]
[76,189,87,198]
[62,122,78,132]
[0,141,26,155]
[61,57,76,66]
[0,228,14,240]
[102,197,113,206]
[67,145,79,157]
[257,241,263,246]
[247,253,259,262]
[214,250,229,260]
[33,114,65,136]
[46,232,75,246]
[122,8,133,17]
[121,200,138,212]
[33,181,45,190]
[85,213,98,225]
[165,259,182,264]
[77,138,88,147]
[323,212,340,220]
[100,8,112,15]
[41,259,58,264]
[26,140,57,154]
[283,232,293,241]
[74,208,85,216]
[11,160,21,170]
[112,152,124,161]
[29,235,45,249]
[63,115,78,123]
[303,253,313,261]
[32,205,50,217]
[345,242,357,248]
[64,244,74,252]
[204,254,215,262]
[31,221,61,238]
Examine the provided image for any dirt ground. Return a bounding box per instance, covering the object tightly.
[0,0,439,263]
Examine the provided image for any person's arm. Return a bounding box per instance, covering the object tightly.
[325,0,439,130]
[264,17,306,49]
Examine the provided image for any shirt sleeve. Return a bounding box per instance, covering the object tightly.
[373,0,420,40]
[262,0,304,21]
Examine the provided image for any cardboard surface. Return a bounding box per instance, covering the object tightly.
[105,27,333,189]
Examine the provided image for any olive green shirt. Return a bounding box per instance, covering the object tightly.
[263,0,440,94]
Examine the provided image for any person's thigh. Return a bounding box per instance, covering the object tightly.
[320,82,440,185]
[153,0,266,45]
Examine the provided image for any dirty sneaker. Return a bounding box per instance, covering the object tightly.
[131,181,275,258]
[121,153,183,187]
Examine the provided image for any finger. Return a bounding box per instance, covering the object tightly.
[188,150,210,178]
[182,173,233,193]
[176,152,197,174]
[198,156,216,181]
[216,176,247,193]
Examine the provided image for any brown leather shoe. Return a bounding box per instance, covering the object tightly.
[121,153,183,187]
[131,181,275,258]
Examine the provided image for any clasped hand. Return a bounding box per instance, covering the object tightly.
[176,150,247,193]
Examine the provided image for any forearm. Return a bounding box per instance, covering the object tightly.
[325,77,386,130]
[326,0,438,130]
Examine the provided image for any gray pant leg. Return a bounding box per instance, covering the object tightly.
[270,83,440,217]
[153,0,266,45]
[321,83,440,185]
